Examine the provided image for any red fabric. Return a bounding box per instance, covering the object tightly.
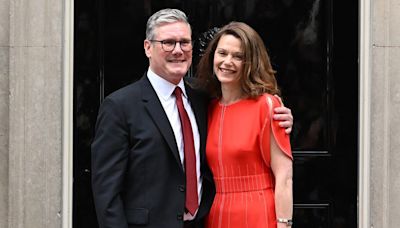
[174,87,198,215]
[205,94,292,228]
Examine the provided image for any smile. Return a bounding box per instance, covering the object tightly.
[168,59,186,63]
[219,68,235,73]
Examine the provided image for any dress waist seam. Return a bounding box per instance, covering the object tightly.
[213,172,273,193]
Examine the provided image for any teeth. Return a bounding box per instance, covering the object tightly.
[220,68,233,73]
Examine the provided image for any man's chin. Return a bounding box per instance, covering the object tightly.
[168,68,189,77]
[171,73,187,79]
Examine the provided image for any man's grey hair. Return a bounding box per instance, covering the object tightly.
[146,8,191,40]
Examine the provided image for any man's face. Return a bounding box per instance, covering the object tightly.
[144,22,192,85]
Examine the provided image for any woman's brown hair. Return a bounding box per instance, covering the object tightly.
[195,21,280,98]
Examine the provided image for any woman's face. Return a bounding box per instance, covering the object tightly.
[213,34,244,87]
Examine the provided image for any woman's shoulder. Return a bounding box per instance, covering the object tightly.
[207,98,220,111]
[209,98,219,105]
[255,93,281,107]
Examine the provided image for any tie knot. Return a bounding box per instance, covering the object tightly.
[174,86,183,97]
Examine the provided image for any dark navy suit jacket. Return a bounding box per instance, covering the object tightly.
[91,75,215,228]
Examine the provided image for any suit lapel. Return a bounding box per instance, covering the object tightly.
[185,83,207,163]
[140,76,183,170]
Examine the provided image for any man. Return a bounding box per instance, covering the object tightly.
[91,8,293,228]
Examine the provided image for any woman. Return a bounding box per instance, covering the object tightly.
[196,22,293,227]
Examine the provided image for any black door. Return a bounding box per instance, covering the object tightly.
[73,1,358,227]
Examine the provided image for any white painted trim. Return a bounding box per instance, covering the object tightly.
[358,0,371,227]
[62,0,74,227]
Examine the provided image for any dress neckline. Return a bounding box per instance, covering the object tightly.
[218,97,248,107]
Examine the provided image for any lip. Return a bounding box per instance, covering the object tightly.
[168,59,186,63]
[219,67,236,73]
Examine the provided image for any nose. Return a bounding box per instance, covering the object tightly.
[172,42,184,53]
[223,55,233,65]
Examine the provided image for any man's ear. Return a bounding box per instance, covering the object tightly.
[144,40,152,58]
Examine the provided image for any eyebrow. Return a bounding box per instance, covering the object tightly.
[216,48,243,54]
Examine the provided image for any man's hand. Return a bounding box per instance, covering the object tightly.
[273,95,293,134]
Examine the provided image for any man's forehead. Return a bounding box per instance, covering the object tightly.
[154,22,192,37]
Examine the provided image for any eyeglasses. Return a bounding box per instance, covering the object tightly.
[150,39,193,52]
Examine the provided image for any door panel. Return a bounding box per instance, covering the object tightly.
[74,1,358,227]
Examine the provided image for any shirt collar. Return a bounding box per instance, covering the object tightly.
[147,68,188,100]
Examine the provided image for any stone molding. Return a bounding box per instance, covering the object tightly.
[8,0,64,227]
[370,0,400,227]
[359,0,371,227]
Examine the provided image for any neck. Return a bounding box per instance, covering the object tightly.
[220,84,245,105]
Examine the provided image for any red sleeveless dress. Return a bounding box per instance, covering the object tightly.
[205,94,292,228]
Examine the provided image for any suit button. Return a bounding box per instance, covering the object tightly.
[177,214,183,220]
[178,185,185,192]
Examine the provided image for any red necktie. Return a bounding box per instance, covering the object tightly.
[174,87,198,215]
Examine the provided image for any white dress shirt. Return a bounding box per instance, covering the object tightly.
[147,68,202,220]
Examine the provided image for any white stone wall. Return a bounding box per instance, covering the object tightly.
[371,0,400,227]
[6,0,64,227]
[0,0,10,226]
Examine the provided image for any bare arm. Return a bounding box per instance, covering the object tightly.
[270,133,293,227]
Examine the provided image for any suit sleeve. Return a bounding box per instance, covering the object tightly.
[91,97,129,228]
